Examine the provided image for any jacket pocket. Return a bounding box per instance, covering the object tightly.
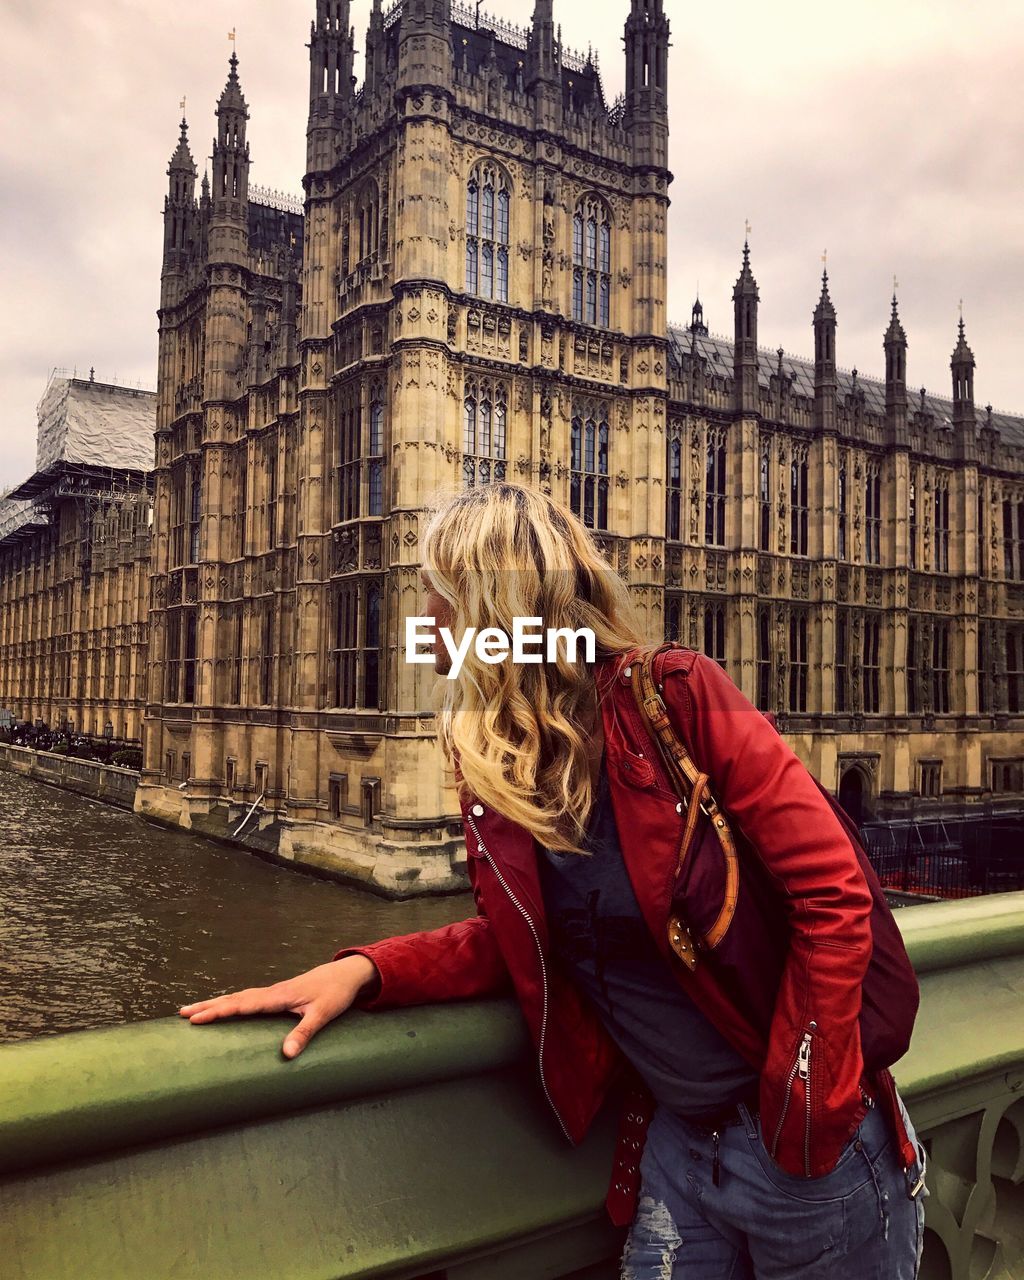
[769,1021,817,1176]
[762,1021,869,1181]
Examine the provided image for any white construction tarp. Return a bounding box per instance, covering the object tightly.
[0,495,46,543]
[36,375,156,474]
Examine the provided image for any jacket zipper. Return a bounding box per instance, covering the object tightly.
[770,1020,816,1174]
[465,811,573,1144]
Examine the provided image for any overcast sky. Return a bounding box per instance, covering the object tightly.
[2,0,1022,486]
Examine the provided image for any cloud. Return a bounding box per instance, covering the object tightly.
[1,0,1021,487]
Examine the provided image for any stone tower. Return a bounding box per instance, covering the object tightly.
[277,0,674,890]
[62,0,1024,884]
[141,53,304,832]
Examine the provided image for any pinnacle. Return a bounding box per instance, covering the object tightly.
[218,49,248,113]
[168,116,196,172]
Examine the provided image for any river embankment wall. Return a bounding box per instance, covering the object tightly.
[0,745,139,811]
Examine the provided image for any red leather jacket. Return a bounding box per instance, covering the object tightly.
[336,647,917,1226]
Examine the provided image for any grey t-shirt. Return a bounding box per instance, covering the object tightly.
[537,761,760,1121]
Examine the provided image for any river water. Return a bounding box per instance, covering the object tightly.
[0,770,472,1045]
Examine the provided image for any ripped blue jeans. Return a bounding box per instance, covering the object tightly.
[620,1088,928,1279]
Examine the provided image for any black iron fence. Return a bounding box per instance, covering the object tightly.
[861,811,1024,899]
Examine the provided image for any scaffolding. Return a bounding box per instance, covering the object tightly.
[33,371,155,476]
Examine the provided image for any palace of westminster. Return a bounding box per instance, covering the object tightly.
[1,0,1022,891]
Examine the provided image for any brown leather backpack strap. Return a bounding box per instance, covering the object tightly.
[631,645,704,797]
[630,646,741,953]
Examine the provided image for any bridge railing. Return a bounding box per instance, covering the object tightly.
[863,814,1024,898]
[2,893,1024,1279]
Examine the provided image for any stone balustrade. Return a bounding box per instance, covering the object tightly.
[1,893,1023,1278]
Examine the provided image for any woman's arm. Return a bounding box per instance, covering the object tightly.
[334,853,514,1009]
[661,652,874,1175]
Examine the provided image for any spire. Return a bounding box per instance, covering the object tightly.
[218,51,248,121]
[952,312,974,367]
[812,261,836,355]
[733,235,758,301]
[732,236,759,414]
[689,294,707,336]
[734,234,758,297]
[884,290,907,389]
[163,117,197,265]
[168,117,196,180]
[212,51,250,210]
[811,258,837,434]
[951,308,976,450]
[884,289,906,345]
[813,266,835,322]
[883,290,908,446]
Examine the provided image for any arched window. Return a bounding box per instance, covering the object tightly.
[757,607,772,710]
[666,434,682,541]
[789,610,808,712]
[335,384,362,523]
[703,604,726,667]
[704,427,726,547]
[863,614,881,713]
[666,597,682,643]
[572,196,611,327]
[368,381,385,516]
[838,456,848,561]
[359,181,379,260]
[933,475,950,573]
[570,398,609,529]
[789,447,808,556]
[907,620,918,714]
[865,463,882,565]
[465,162,510,302]
[463,378,507,486]
[759,438,772,551]
[932,622,950,713]
[364,582,381,709]
[342,181,380,277]
[909,472,918,569]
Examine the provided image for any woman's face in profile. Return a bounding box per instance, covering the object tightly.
[420,569,455,675]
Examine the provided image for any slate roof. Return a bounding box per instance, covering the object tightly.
[667,324,1024,450]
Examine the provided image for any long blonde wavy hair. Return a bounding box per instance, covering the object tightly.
[422,482,648,854]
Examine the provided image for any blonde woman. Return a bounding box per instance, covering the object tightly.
[181,482,928,1279]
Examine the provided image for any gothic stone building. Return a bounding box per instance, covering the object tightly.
[138,0,1024,892]
[0,372,155,742]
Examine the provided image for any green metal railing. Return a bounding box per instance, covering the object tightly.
[2,893,1023,1280]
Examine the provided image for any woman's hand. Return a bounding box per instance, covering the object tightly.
[178,955,380,1059]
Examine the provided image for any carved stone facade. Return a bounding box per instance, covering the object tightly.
[0,375,155,742]
[665,282,1024,823]
[128,1,1024,884]
[131,0,676,891]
